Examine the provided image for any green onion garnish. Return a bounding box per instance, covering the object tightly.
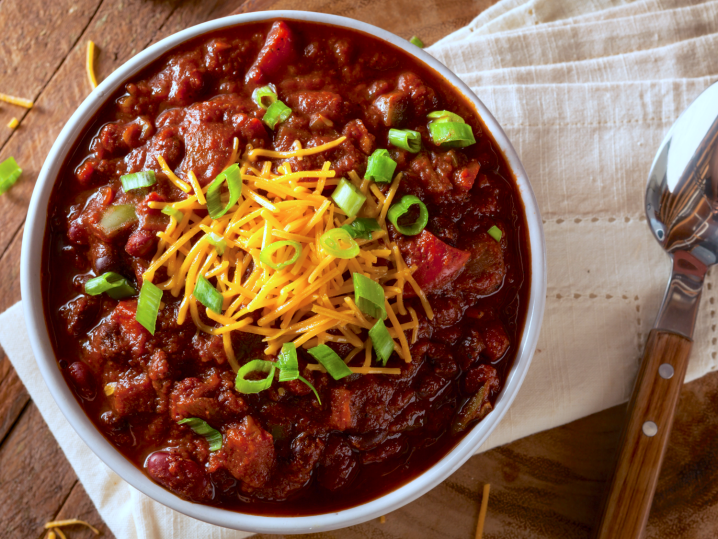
[409,35,425,48]
[120,170,156,192]
[487,225,502,242]
[427,110,465,124]
[307,344,353,380]
[387,195,429,236]
[277,342,299,382]
[260,240,302,270]
[235,359,276,394]
[252,85,278,110]
[161,206,183,222]
[331,178,366,217]
[340,217,381,240]
[263,100,292,129]
[194,275,223,314]
[365,149,397,183]
[428,122,476,148]
[388,129,422,153]
[205,232,227,256]
[369,319,394,365]
[98,204,137,234]
[177,418,222,451]
[85,272,136,300]
[297,375,322,403]
[206,163,242,219]
[353,273,387,320]
[136,280,162,335]
[320,228,360,259]
[0,157,22,195]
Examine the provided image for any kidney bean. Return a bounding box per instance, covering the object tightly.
[146,451,212,501]
[67,361,97,401]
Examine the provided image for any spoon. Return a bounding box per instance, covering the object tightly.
[594,81,718,538]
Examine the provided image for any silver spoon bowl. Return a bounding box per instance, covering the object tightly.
[595,81,718,538]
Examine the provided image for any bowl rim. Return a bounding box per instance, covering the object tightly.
[20,10,546,534]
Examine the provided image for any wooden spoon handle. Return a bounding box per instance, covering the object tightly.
[594,329,692,539]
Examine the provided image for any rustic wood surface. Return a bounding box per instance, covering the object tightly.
[1,1,717,538]
[595,330,694,539]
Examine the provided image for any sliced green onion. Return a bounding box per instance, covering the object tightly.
[194,275,223,314]
[387,195,429,236]
[369,319,394,365]
[98,204,138,234]
[85,272,136,300]
[487,225,502,242]
[0,157,22,195]
[331,178,366,217]
[353,273,386,320]
[277,342,299,382]
[388,129,421,153]
[263,100,292,129]
[161,206,183,222]
[297,375,321,404]
[205,232,227,256]
[260,240,302,270]
[235,359,276,394]
[340,217,381,240]
[177,418,222,451]
[409,35,425,48]
[428,122,476,148]
[427,110,465,124]
[252,85,278,110]
[206,163,242,219]
[365,149,397,183]
[136,280,162,335]
[320,228,360,259]
[307,344,353,380]
[120,170,156,191]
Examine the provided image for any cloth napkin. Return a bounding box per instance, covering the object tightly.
[3,1,718,537]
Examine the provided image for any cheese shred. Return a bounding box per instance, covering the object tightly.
[86,41,98,89]
[44,519,100,535]
[145,137,429,374]
[0,93,33,108]
[7,117,19,129]
[474,484,491,539]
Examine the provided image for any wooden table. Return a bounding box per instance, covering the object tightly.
[2,1,718,537]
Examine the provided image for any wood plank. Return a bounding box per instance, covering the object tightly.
[0,0,101,150]
[0,0,182,264]
[0,402,78,539]
[231,0,499,45]
[150,0,244,44]
[50,481,116,539]
[0,356,29,445]
[0,222,28,445]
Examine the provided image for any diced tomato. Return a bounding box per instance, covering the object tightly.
[245,21,296,84]
[399,230,470,295]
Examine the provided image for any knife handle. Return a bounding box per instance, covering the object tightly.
[593,329,692,539]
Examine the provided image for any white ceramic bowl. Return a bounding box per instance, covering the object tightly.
[21,10,546,534]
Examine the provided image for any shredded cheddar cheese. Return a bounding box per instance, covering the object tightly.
[44,519,100,536]
[0,93,33,108]
[475,484,491,539]
[144,137,429,374]
[86,41,98,89]
[7,117,19,129]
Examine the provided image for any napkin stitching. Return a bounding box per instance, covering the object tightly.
[500,119,673,127]
[546,216,647,223]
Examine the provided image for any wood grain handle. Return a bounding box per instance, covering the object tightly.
[594,329,692,539]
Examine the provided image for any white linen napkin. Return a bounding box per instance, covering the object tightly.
[3,1,718,537]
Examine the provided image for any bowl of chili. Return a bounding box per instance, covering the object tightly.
[21,11,546,534]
